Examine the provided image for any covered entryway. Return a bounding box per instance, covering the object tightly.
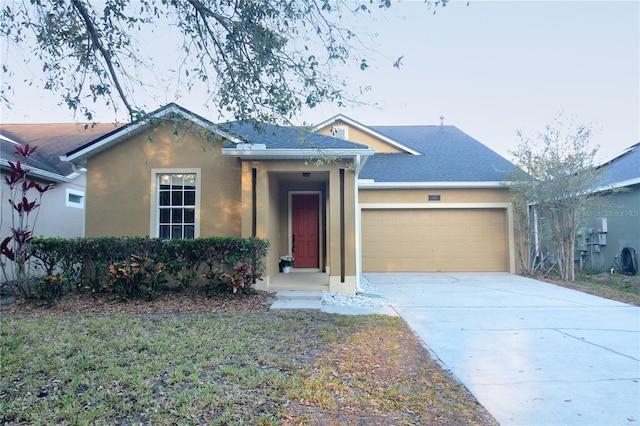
[361,208,509,272]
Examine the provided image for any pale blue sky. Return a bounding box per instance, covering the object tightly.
[2,1,638,163]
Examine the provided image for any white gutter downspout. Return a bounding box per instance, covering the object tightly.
[354,154,363,293]
[70,163,87,174]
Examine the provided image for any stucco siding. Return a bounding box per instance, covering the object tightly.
[85,123,242,238]
[359,187,512,204]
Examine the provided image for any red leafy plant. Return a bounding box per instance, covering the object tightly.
[204,260,262,294]
[107,254,166,300]
[1,145,54,298]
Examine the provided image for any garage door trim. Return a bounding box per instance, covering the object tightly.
[358,202,515,273]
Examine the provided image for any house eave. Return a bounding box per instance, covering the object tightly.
[0,159,70,183]
[595,176,640,192]
[221,147,375,160]
[61,104,242,164]
[358,180,509,189]
[313,114,422,156]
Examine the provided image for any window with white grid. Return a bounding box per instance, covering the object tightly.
[156,172,198,239]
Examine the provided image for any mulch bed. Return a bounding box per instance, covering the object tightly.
[0,288,275,317]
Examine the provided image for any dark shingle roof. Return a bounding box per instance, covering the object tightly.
[221,121,370,150]
[1,138,61,176]
[597,142,640,187]
[1,123,121,176]
[360,125,520,182]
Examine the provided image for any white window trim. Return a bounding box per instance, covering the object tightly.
[150,168,201,238]
[65,188,85,208]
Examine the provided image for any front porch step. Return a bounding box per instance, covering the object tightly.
[275,291,323,301]
[270,291,323,311]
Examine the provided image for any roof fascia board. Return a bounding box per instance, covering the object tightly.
[221,147,375,159]
[62,113,157,163]
[313,114,422,156]
[358,181,508,189]
[595,177,640,192]
[0,159,69,183]
[596,142,639,167]
[62,104,242,164]
[0,134,19,144]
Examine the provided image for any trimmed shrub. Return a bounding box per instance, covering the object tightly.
[107,255,166,301]
[23,236,269,302]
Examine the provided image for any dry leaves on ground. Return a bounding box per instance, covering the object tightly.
[1,288,274,317]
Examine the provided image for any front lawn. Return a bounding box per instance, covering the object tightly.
[1,310,496,425]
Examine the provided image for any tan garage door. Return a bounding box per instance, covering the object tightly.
[362,209,508,272]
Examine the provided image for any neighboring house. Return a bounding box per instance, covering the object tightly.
[62,103,520,294]
[1,123,119,240]
[577,142,640,273]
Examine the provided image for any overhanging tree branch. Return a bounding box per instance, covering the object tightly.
[70,0,136,120]
[2,0,442,123]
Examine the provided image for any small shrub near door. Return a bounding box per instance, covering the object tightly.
[204,260,262,295]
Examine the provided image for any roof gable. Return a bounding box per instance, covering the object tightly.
[221,121,370,150]
[220,121,374,160]
[313,114,421,155]
[62,103,240,165]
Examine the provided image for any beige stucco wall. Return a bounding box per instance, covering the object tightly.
[85,122,242,238]
[359,187,512,204]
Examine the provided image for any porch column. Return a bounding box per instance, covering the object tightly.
[241,161,268,239]
[242,162,272,290]
[240,162,253,238]
[254,165,269,240]
[328,168,356,295]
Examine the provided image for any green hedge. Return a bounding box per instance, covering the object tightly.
[27,236,269,301]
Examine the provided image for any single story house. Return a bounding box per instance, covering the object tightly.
[62,103,521,294]
[577,142,639,273]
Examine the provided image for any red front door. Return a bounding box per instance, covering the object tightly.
[291,193,320,268]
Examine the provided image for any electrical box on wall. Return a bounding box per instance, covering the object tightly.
[598,233,607,246]
[576,228,588,252]
[596,218,608,233]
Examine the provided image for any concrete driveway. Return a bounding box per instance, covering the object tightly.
[365,272,640,426]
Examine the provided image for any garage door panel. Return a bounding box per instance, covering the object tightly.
[362,209,508,272]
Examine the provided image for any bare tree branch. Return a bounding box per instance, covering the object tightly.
[70,0,136,120]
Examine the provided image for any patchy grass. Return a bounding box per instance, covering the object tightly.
[1,311,496,425]
[544,272,640,306]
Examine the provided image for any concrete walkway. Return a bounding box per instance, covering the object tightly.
[366,272,640,426]
[270,290,398,316]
